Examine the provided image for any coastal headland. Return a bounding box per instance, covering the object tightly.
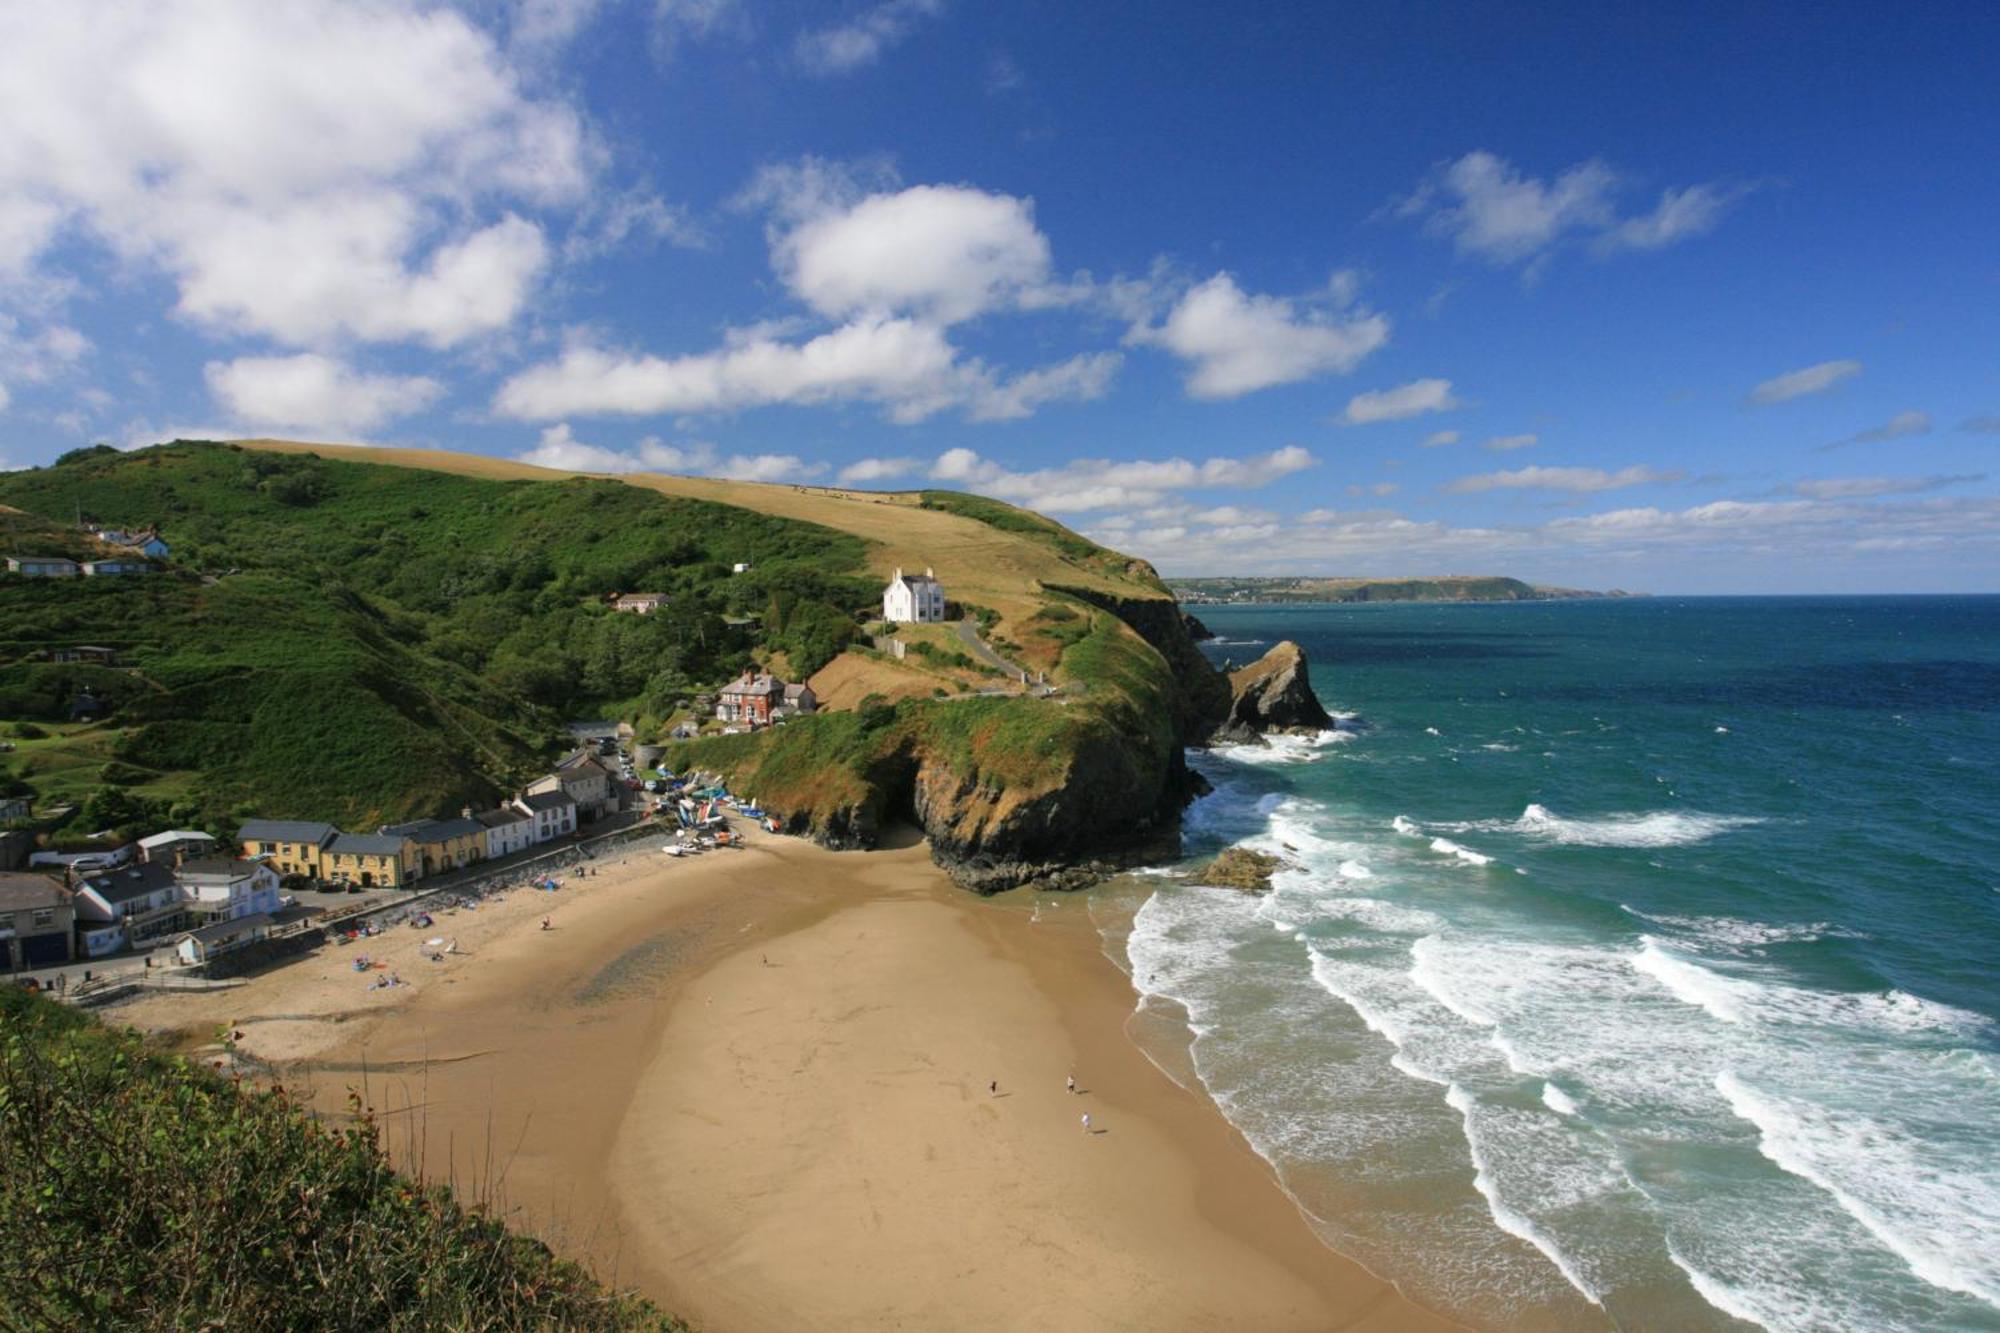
[120,828,1459,1332]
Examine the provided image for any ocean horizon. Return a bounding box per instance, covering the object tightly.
[1103,594,2000,1331]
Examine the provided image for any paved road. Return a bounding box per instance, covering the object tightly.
[953,619,1028,681]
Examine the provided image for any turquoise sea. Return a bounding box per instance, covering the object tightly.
[1107,596,2000,1331]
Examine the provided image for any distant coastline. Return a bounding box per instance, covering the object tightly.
[1170,574,1638,605]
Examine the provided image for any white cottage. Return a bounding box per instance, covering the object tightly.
[883,567,945,623]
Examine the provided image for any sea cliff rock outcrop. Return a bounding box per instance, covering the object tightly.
[1216,640,1332,741]
[1193,846,1283,893]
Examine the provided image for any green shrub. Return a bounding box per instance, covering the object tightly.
[0,988,684,1330]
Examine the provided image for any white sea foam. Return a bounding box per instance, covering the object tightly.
[1212,728,1351,765]
[1445,1084,1607,1306]
[1429,836,1494,867]
[1142,757,2000,1330]
[1717,1071,2000,1309]
[1620,907,1861,954]
[1509,802,1764,847]
[1634,938,1992,1038]
[1337,859,1373,879]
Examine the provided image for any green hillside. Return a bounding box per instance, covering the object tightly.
[1,440,1229,890]
[0,442,874,835]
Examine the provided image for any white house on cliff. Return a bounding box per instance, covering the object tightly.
[883,567,945,623]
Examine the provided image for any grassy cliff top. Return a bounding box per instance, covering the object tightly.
[236,439,1171,625]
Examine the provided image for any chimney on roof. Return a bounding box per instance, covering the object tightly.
[461,806,473,819]
[926,566,935,578]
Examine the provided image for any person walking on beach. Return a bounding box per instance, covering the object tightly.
[1066,1074,1076,1095]
[990,1079,998,1096]
[1081,1112,1092,1134]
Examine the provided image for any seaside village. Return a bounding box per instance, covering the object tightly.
[1,551,959,990]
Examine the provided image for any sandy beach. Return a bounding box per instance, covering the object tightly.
[117,829,1457,1332]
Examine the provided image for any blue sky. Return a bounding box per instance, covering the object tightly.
[1,1,1995,591]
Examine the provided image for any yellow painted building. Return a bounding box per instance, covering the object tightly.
[236,820,337,879]
[383,816,487,877]
[323,833,417,888]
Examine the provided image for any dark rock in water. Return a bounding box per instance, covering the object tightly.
[1182,611,1216,642]
[1214,640,1333,742]
[1194,846,1283,893]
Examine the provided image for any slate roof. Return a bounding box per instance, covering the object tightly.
[238,820,338,845]
[517,790,577,813]
[0,871,71,911]
[329,832,409,857]
[79,861,179,906]
[475,807,530,828]
[382,816,484,844]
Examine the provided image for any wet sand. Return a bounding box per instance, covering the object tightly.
[116,830,1457,1332]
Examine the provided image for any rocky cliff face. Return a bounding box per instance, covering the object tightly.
[697,599,1347,893]
[1216,640,1332,741]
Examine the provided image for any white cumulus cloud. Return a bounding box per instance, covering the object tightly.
[836,456,922,484]
[1343,378,1461,424]
[205,354,442,435]
[1794,474,1980,499]
[775,184,1054,324]
[494,320,1112,424]
[1444,464,1682,494]
[1132,273,1389,398]
[793,0,944,74]
[519,423,824,482]
[1483,433,1539,452]
[930,444,1313,513]
[1748,359,1862,405]
[0,2,587,346]
[1398,151,1746,265]
[1839,410,1932,446]
[1422,429,1461,448]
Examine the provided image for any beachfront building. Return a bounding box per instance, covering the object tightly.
[715,671,784,726]
[80,559,152,576]
[71,862,188,957]
[612,592,669,614]
[238,820,338,879]
[324,833,414,889]
[4,555,79,578]
[381,816,486,877]
[137,829,216,865]
[528,752,620,820]
[0,871,76,969]
[174,913,272,966]
[882,567,945,623]
[175,859,283,924]
[512,790,578,843]
[474,806,534,860]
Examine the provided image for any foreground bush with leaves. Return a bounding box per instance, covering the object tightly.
[0,988,684,1330]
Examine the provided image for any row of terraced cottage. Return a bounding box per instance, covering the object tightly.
[243,748,627,890]
[0,749,625,973]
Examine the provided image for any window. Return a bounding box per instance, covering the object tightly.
[30,909,54,929]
